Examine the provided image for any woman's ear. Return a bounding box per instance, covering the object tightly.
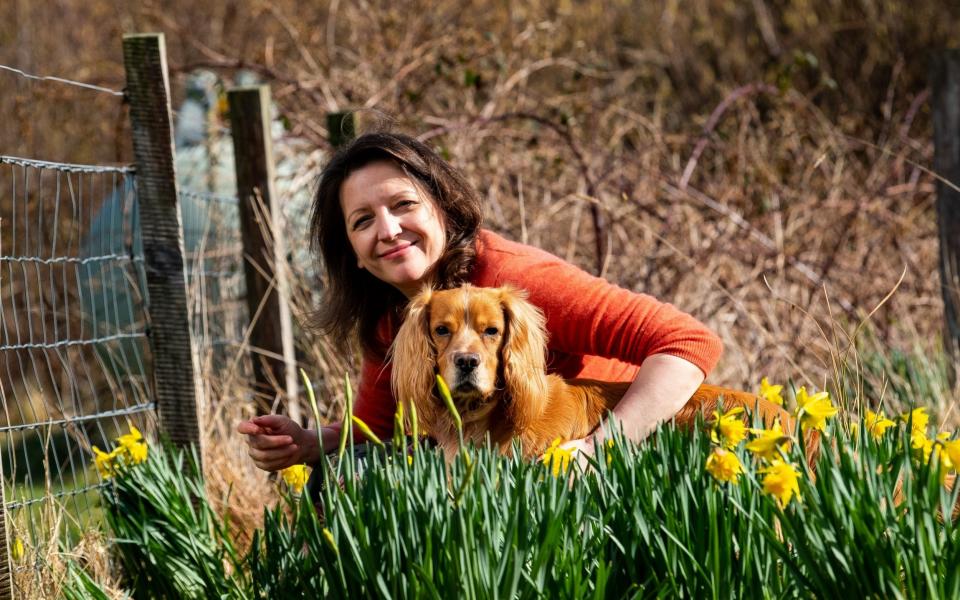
[498,286,549,428]
[390,288,437,433]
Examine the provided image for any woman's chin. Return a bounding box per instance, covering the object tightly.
[384,266,430,295]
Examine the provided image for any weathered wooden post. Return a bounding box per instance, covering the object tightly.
[228,86,299,420]
[0,462,11,599]
[932,50,960,388]
[122,33,204,454]
[327,112,356,148]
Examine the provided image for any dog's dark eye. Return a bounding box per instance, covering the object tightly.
[484,327,499,336]
[435,325,450,336]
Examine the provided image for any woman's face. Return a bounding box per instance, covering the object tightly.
[340,160,447,297]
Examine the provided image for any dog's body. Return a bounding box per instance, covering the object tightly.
[391,284,792,459]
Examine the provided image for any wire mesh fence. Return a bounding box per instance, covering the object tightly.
[0,38,337,594]
[179,188,251,381]
[0,156,156,569]
[0,155,262,592]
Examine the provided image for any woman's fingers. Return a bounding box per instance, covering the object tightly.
[246,433,294,450]
[248,445,300,471]
[238,415,298,435]
[251,414,296,432]
[236,420,264,435]
[237,416,306,472]
[248,444,298,463]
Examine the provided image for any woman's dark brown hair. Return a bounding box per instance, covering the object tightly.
[309,131,483,355]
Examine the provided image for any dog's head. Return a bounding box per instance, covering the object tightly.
[391,284,550,437]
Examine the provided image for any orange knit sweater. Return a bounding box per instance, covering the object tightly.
[349,229,723,438]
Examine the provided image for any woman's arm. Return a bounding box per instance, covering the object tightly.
[560,353,705,454]
[603,353,704,441]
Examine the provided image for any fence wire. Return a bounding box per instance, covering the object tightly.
[178,188,252,380]
[0,156,156,568]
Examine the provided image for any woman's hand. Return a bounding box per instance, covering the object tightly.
[236,414,324,472]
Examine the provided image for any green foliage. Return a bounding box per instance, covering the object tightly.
[65,411,960,598]
[97,445,248,599]
[62,562,121,600]
[856,329,952,415]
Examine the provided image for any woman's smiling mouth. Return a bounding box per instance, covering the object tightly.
[379,242,415,259]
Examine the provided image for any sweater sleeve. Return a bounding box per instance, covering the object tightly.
[489,242,723,377]
[350,350,397,440]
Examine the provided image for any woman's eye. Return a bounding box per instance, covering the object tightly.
[435,326,450,336]
[395,199,416,209]
[484,327,499,336]
[352,216,371,230]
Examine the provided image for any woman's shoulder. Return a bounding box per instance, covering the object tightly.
[477,228,559,257]
[473,229,571,286]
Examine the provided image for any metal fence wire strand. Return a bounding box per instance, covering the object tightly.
[0,155,156,570]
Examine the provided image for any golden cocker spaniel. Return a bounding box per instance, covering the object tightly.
[391,284,793,459]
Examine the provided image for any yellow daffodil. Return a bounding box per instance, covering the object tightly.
[124,441,148,464]
[92,445,120,478]
[794,387,838,432]
[116,423,143,448]
[864,410,896,441]
[908,430,956,476]
[605,438,615,466]
[745,422,791,461]
[758,377,784,406]
[911,428,933,463]
[913,432,956,483]
[436,374,462,433]
[393,400,408,449]
[711,405,747,449]
[92,424,150,478]
[900,407,930,435]
[705,448,743,483]
[116,423,149,464]
[280,464,310,494]
[932,433,955,472]
[922,431,949,463]
[760,460,801,508]
[11,538,24,561]
[351,415,385,447]
[941,438,960,472]
[541,438,575,477]
[322,528,338,555]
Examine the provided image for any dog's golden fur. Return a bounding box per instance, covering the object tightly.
[391,284,795,459]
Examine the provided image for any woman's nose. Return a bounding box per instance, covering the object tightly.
[376,213,402,241]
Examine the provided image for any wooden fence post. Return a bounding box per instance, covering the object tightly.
[122,33,204,454]
[327,112,356,148]
[932,49,960,388]
[228,86,299,420]
[0,459,11,599]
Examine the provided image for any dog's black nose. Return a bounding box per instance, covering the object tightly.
[454,352,481,373]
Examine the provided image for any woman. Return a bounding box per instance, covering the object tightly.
[237,131,722,472]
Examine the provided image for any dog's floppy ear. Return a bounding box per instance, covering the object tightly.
[390,287,437,433]
[498,286,549,428]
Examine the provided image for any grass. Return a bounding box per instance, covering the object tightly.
[9,470,104,548]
